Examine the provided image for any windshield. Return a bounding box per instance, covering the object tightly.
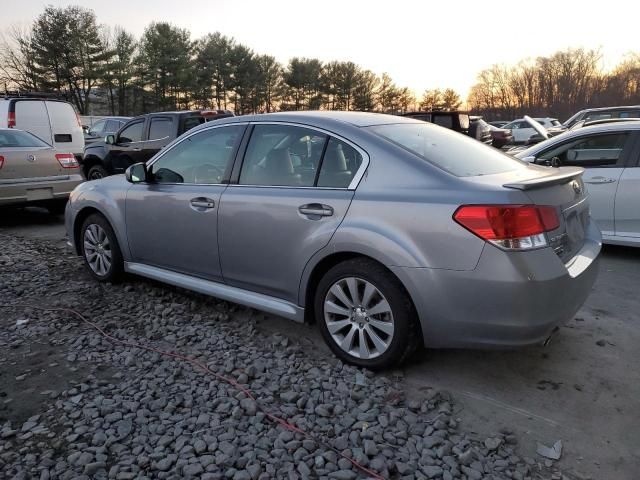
[367,123,526,177]
[0,130,50,148]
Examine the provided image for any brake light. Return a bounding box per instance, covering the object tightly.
[453,205,559,250]
[0,156,4,169]
[56,153,79,169]
[7,112,15,128]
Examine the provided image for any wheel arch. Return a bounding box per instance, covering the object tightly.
[72,205,129,260]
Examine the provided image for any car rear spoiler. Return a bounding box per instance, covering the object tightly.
[503,167,583,190]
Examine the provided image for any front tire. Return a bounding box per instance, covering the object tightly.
[46,199,67,215]
[315,258,418,370]
[80,214,123,282]
[87,164,109,181]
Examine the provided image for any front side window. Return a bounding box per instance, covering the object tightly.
[240,125,328,187]
[105,120,122,132]
[368,122,526,177]
[0,130,50,148]
[317,138,363,188]
[537,133,628,167]
[118,121,144,143]
[149,118,172,140]
[150,125,243,184]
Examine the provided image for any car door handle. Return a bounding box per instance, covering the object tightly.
[299,203,333,216]
[585,177,616,184]
[132,148,142,152]
[190,197,215,209]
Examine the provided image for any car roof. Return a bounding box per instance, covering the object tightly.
[577,105,640,114]
[207,111,422,128]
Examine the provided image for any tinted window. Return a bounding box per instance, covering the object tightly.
[432,115,453,129]
[105,120,122,132]
[368,123,525,177]
[585,113,612,121]
[0,130,50,148]
[240,124,327,186]
[118,121,144,143]
[317,138,363,188]
[619,111,640,118]
[149,118,172,140]
[89,120,106,135]
[537,133,628,167]
[181,116,205,133]
[150,125,243,184]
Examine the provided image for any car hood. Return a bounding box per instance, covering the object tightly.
[523,115,549,139]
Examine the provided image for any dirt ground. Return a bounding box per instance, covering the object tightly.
[1,207,638,480]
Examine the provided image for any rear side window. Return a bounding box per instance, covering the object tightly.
[368,123,525,177]
[118,121,144,143]
[240,124,328,187]
[181,116,205,133]
[317,138,363,188]
[0,130,50,148]
[537,133,628,167]
[432,115,453,129]
[149,118,172,140]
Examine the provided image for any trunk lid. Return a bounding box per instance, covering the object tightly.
[0,146,65,180]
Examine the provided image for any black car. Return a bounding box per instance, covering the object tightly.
[563,105,640,129]
[401,111,470,135]
[83,116,131,146]
[82,111,209,180]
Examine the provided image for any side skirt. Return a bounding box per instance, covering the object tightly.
[124,262,305,323]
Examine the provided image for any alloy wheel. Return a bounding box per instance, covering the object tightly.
[83,223,112,276]
[323,277,395,359]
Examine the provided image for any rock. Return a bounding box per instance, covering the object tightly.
[328,470,357,480]
[84,462,106,475]
[537,440,563,460]
[422,465,444,478]
[484,437,502,450]
[240,398,257,415]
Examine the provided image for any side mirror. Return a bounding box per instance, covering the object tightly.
[125,163,148,183]
[105,134,115,145]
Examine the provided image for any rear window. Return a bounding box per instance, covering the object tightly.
[0,130,50,148]
[367,123,525,177]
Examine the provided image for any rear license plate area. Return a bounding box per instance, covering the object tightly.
[26,188,53,201]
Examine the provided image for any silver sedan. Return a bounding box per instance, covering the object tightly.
[65,112,600,369]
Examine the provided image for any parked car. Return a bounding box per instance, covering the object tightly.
[84,116,131,145]
[502,117,563,144]
[0,96,84,160]
[515,121,640,247]
[569,117,640,131]
[488,123,514,148]
[563,105,640,129]
[401,111,470,135]
[81,111,206,180]
[0,128,82,213]
[488,120,510,128]
[469,116,493,145]
[65,111,600,369]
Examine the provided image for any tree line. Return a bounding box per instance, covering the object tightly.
[0,5,464,116]
[468,48,640,121]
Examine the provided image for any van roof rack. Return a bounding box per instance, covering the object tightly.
[2,89,70,100]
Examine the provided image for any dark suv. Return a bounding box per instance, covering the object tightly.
[82,111,208,180]
[401,111,470,135]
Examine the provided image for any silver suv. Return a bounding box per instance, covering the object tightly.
[65,112,600,369]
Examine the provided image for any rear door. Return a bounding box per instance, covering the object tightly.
[14,100,52,145]
[142,116,174,162]
[45,101,84,155]
[532,130,635,238]
[614,134,640,239]
[218,123,365,302]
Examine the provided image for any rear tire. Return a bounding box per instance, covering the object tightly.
[87,164,108,181]
[46,199,67,216]
[80,213,123,283]
[314,258,418,370]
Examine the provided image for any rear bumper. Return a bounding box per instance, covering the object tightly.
[393,221,601,348]
[0,174,84,206]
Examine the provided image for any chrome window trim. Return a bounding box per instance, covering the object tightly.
[143,122,249,187]
[238,121,370,191]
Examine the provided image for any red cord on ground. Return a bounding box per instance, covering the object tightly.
[1,304,385,480]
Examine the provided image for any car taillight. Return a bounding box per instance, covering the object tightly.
[453,205,559,250]
[7,112,15,128]
[56,153,79,169]
[0,156,4,169]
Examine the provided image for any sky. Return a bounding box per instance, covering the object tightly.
[2,0,638,99]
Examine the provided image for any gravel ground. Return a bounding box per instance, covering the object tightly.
[0,233,567,479]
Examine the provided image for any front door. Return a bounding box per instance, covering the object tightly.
[142,116,175,162]
[614,136,640,238]
[125,124,246,281]
[110,119,146,173]
[533,130,635,237]
[219,123,365,302]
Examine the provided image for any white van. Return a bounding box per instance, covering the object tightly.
[0,97,84,160]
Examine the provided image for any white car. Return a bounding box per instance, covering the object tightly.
[515,122,640,247]
[0,97,84,161]
[503,117,563,144]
